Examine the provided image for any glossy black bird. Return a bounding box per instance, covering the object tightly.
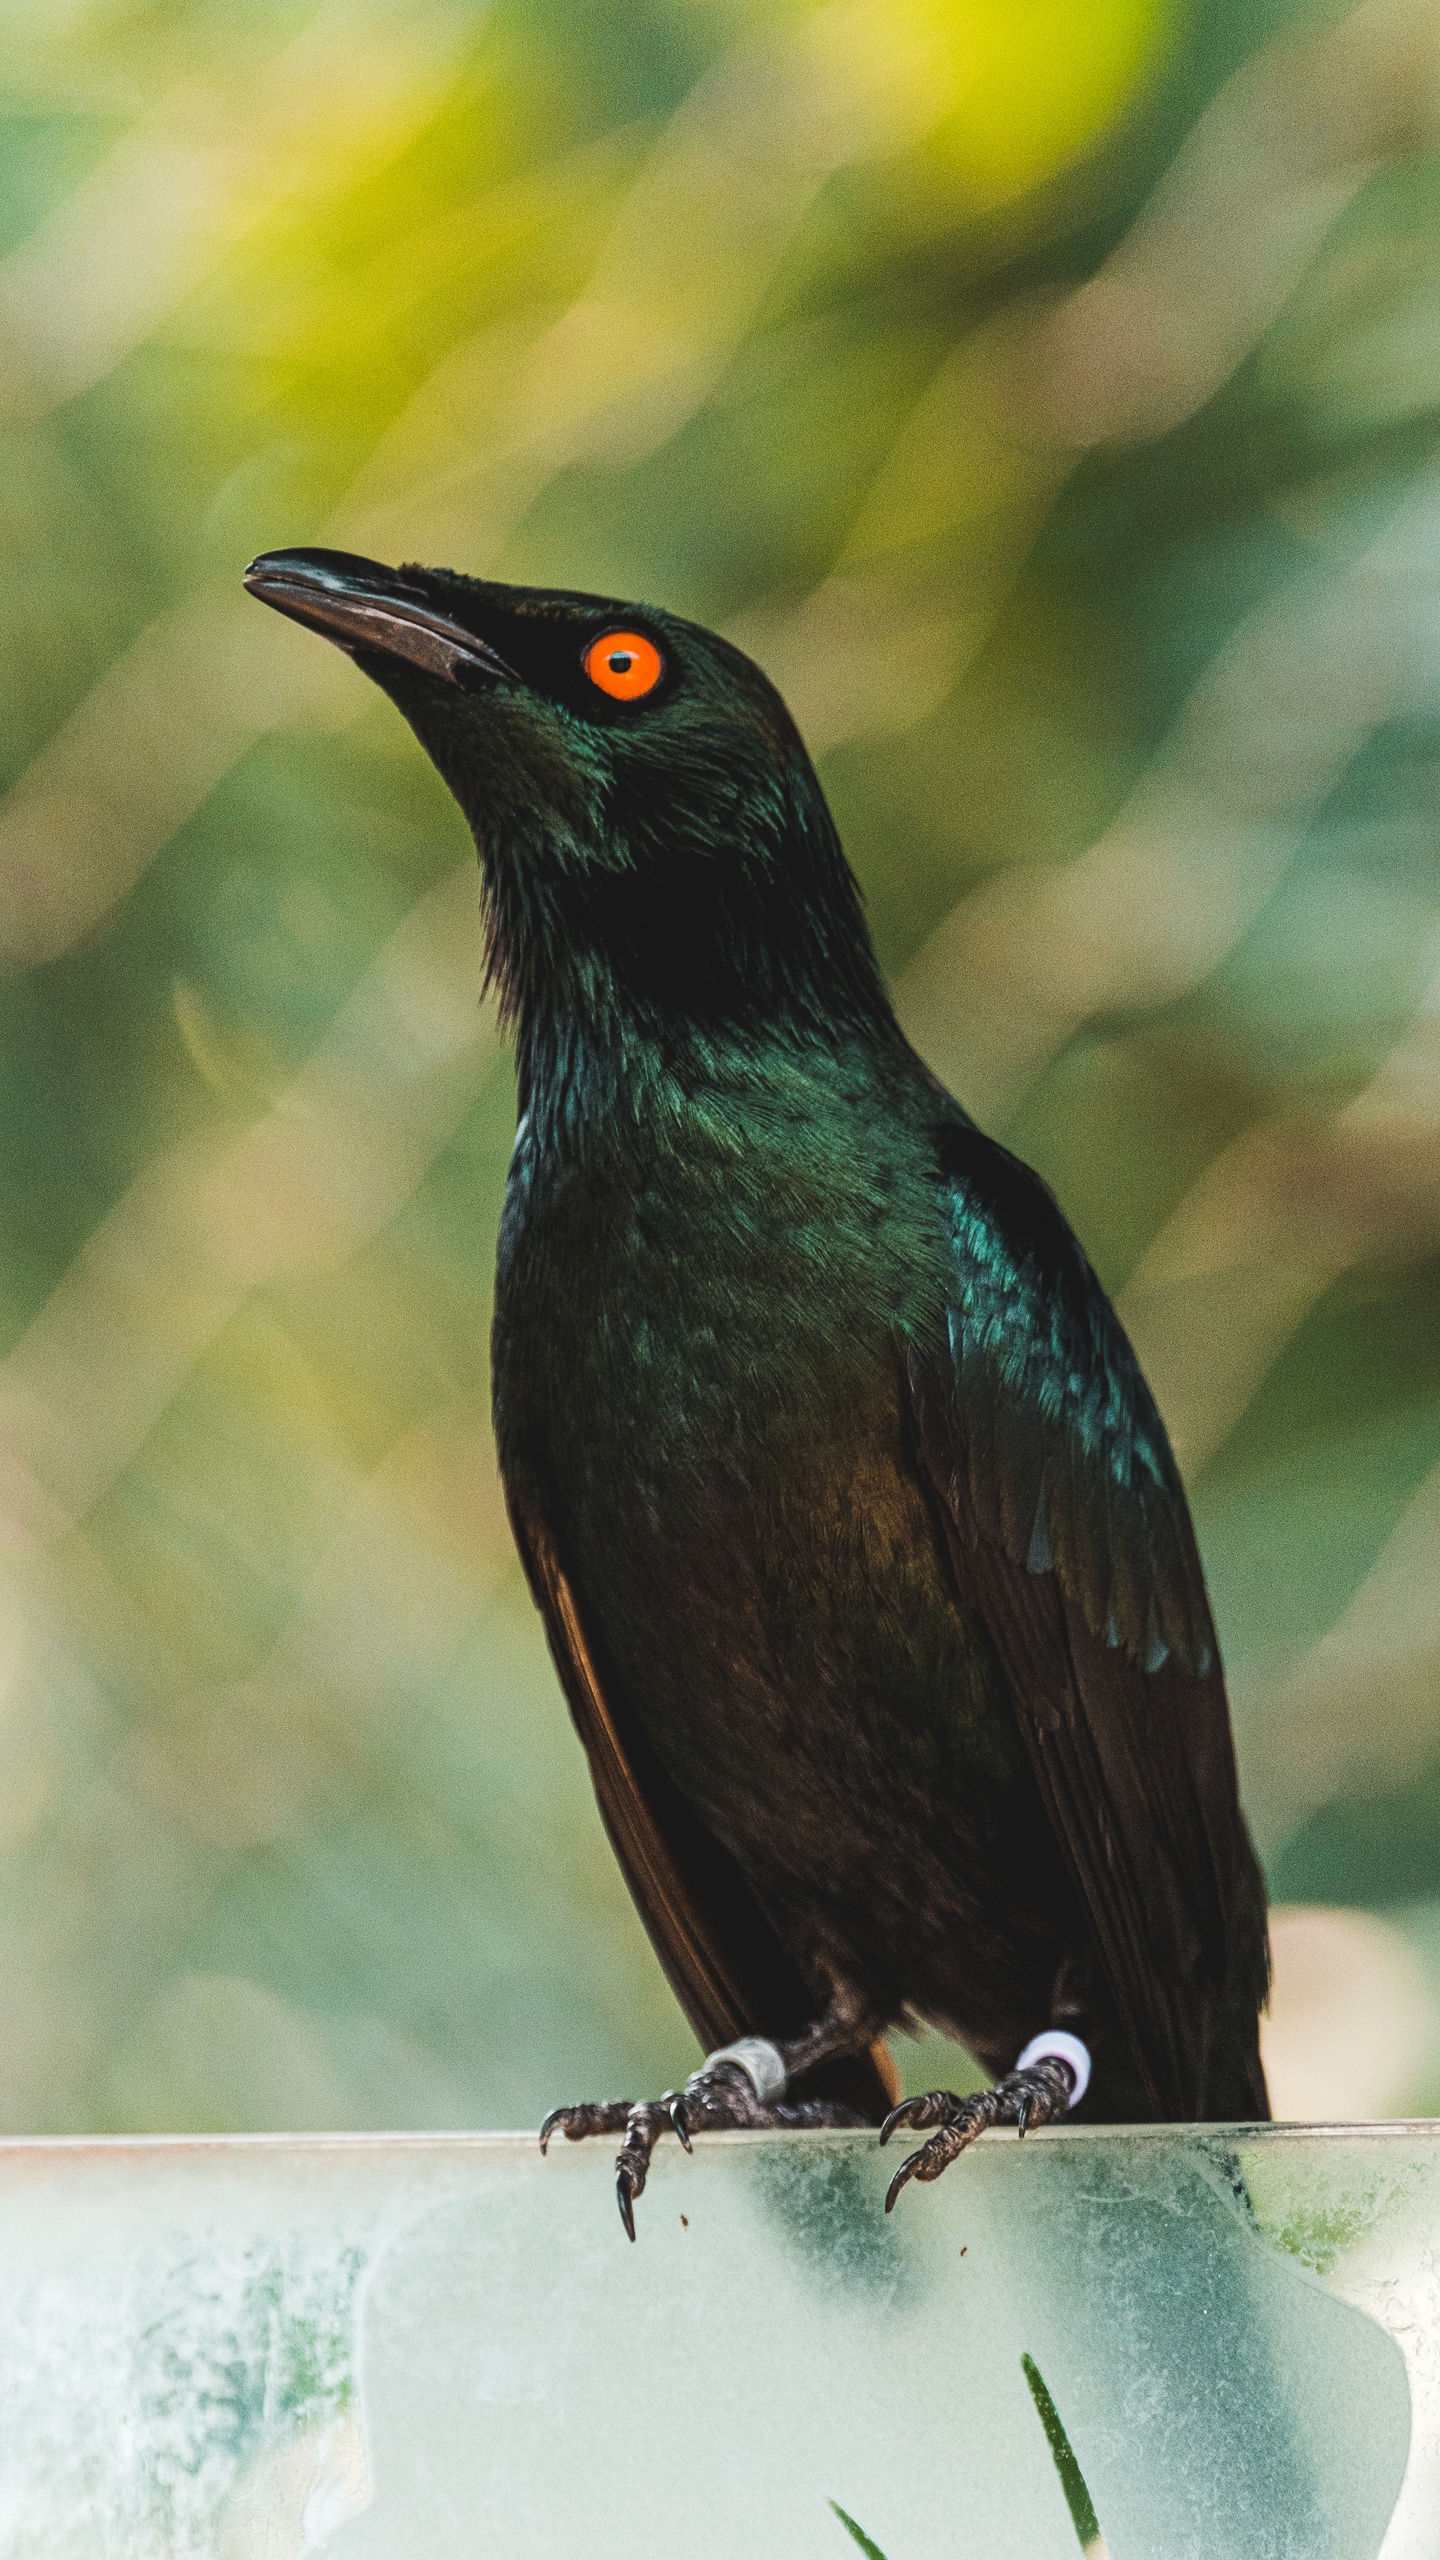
[245,546,1270,2236]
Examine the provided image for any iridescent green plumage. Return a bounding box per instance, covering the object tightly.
[246,545,1269,2184]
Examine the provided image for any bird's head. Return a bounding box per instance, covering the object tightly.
[244,548,887,1052]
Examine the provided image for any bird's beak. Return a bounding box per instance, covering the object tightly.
[242,547,519,689]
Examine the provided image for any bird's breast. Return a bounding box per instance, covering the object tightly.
[495,1080,936,1519]
[492,1072,1062,2031]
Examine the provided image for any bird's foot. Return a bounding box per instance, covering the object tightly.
[540,2043,865,2239]
[539,2090,693,2241]
[879,2055,1077,2212]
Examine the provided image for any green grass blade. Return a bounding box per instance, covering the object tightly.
[829,2498,891,2557]
[1021,2354,1108,2555]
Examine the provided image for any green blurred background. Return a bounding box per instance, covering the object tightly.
[3,0,1440,2134]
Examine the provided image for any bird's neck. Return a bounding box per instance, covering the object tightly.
[513,982,667,1157]
[511,965,898,1165]
[484,778,898,1159]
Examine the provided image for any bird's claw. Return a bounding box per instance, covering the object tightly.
[541,2065,868,2237]
[613,2086,702,2233]
[881,2088,994,2210]
[878,2088,962,2145]
[539,2097,633,2156]
[601,2098,679,2240]
[881,2062,1074,2211]
[540,2086,704,2240]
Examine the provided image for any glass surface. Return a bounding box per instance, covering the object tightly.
[0,2121,1432,2560]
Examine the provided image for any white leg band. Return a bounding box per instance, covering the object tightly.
[700,2037,789,2105]
[1015,2030,1091,2109]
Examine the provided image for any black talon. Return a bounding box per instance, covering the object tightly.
[879,2100,912,2148]
[669,2094,693,2151]
[1016,2094,1032,2138]
[884,2148,926,2212]
[538,2106,567,2155]
[616,2171,637,2242]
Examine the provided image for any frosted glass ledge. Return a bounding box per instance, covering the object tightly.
[3,2122,1437,2560]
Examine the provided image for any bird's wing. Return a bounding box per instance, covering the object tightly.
[903,1117,1268,2121]
[508,1490,899,2121]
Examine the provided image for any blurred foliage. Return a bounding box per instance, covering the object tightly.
[3,0,1440,2133]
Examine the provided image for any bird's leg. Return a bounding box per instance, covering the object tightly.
[880,2001,1093,2212]
[540,1981,881,2239]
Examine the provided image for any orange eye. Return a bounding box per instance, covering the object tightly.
[583,629,663,701]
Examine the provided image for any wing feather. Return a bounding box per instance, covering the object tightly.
[905,1120,1268,2121]
[510,1491,898,2121]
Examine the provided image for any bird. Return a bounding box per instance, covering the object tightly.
[245,545,1271,2239]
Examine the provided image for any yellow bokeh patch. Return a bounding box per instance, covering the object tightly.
[825,0,1169,201]
[942,0,1167,196]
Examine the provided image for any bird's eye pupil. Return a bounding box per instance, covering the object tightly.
[608,653,633,673]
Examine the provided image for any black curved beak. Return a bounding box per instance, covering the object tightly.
[243,547,519,689]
